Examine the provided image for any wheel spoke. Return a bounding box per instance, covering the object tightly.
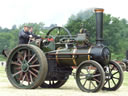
[13,70,22,77]
[110,65,115,72]
[85,66,90,74]
[18,52,24,60]
[11,61,21,66]
[15,67,21,70]
[80,77,86,80]
[28,54,36,63]
[88,65,92,74]
[26,72,30,85]
[29,70,38,78]
[113,77,119,80]
[23,51,27,60]
[30,73,33,83]
[112,71,119,76]
[19,72,23,80]
[80,71,86,76]
[18,59,23,65]
[21,73,27,84]
[91,81,96,88]
[92,74,101,77]
[92,68,97,74]
[93,78,100,83]
[108,80,110,88]
[80,74,86,76]
[27,49,31,60]
[112,78,116,86]
[29,64,40,68]
[104,80,108,86]
[89,80,91,90]
[83,79,87,86]
[31,68,39,73]
[31,58,38,65]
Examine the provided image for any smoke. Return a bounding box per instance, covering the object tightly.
[70,8,95,21]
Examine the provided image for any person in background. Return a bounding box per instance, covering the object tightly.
[77,23,90,48]
[79,23,89,38]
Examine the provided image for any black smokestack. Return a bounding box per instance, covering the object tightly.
[95,8,104,46]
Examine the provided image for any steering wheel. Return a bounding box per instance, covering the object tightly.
[46,26,72,43]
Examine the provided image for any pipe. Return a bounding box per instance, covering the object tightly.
[95,8,104,46]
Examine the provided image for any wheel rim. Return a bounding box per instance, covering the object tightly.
[7,47,42,88]
[103,61,123,90]
[76,61,105,92]
[46,26,72,38]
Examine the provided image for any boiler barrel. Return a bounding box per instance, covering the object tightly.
[47,47,92,66]
[47,46,110,66]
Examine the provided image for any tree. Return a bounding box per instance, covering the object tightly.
[12,25,17,30]
[66,9,128,60]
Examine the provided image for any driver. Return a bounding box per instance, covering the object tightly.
[19,26,40,44]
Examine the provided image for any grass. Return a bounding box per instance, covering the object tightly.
[0,66,8,82]
[123,72,128,86]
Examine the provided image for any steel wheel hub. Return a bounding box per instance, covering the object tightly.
[86,74,93,80]
[21,60,29,72]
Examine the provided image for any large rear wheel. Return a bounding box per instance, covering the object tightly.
[6,44,48,89]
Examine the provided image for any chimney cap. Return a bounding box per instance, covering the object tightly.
[95,8,104,12]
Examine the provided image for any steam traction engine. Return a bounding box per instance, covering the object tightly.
[6,9,123,92]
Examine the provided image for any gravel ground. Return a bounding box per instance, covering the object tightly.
[0,66,128,96]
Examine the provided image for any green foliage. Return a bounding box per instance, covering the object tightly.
[0,29,19,50]
[66,9,128,60]
[0,55,6,61]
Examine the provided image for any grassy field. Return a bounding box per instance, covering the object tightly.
[0,66,128,96]
[123,71,128,86]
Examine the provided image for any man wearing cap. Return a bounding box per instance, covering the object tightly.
[19,25,33,44]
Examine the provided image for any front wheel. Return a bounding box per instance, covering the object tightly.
[76,60,105,92]
[102,60,124,91]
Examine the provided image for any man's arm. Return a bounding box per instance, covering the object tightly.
[31,33,41,39]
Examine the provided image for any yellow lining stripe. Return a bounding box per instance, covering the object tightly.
[88,46,92,60]
[72,48,77,65]
[56,48,60,64]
